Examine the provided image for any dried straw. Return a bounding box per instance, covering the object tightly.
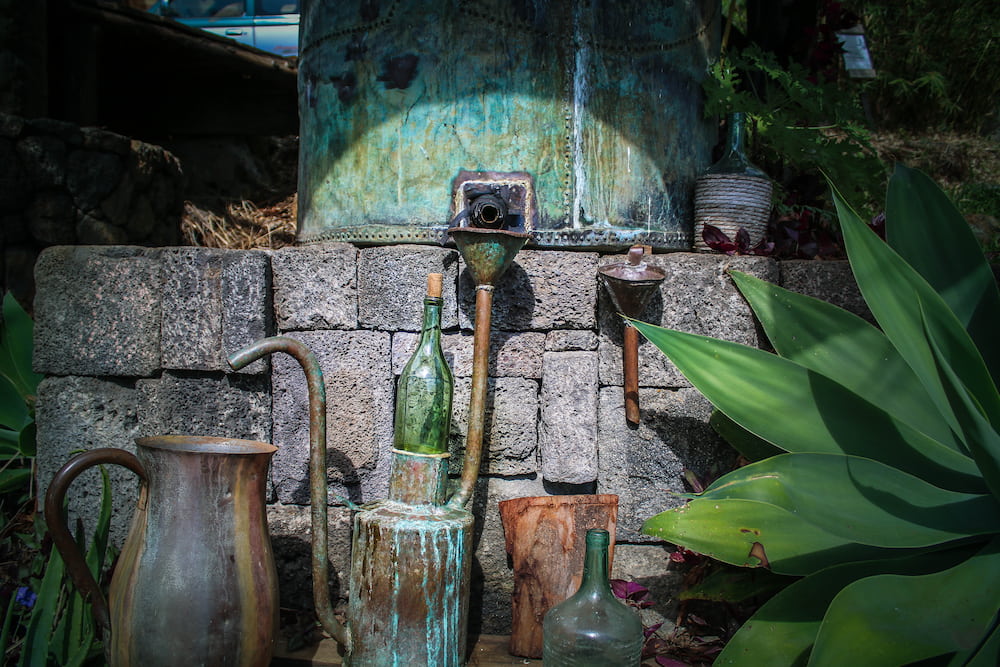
[181,194,297,249]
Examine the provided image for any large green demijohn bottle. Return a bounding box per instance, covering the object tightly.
[542,528,643,666]
[393,273,454,455]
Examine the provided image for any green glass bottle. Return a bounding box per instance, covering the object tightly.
[706,111,768,178]
[542,529,643,666]
[393,273,454,455]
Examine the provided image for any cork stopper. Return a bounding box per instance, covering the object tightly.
[427,273,443,298]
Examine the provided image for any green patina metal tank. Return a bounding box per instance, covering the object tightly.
[298,0,721,250]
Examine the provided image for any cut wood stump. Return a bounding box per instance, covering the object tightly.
[498,494,618,659]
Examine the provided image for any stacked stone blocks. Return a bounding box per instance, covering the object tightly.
[33,243,869,632]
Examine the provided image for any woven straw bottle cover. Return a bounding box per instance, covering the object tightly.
[694,112,773,251]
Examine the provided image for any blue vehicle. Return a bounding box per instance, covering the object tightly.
[149,0,299,57]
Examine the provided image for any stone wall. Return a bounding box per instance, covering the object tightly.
[0,113,184,305]
[32,243,867,634]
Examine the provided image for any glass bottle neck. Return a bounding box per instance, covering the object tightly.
[707,112,767,178]
[420,296,443,340]
[725,111,747,156]
[578,530,611,594]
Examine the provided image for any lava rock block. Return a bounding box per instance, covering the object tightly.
[539,351,599,485]
[35,375,142,547]
[270,330,394,506]
[357,246,460,331]
[597,385,736,543]
[33,246,162,377]
[272,244,359,331]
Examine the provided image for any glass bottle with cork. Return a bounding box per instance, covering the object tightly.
[389,272,454,505]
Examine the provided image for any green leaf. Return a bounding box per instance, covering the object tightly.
[0,373,29,431]
[0,594,18,659]
[0,292,41,402]
[962,617,1000,667]
[87,466,113,579]
[0,467,31,494]
[810,538,1000,666]
[709,409,783,462]
[697,453,1000,548]
[834,184,1000,434]
[728,270,962,452]
[629,319,984,492]
[924,306,1000,499]
[886,164,1000,385]
[679,565,792,603]
[641,498,908,576]
[714,546,981,667]
[19,545,66,667]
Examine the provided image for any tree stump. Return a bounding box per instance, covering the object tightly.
[498,494,619,659]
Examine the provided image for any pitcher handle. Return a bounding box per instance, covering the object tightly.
[44,448,147,633]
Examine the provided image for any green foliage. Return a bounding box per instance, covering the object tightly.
[0,293,43,500]
[855,0,1000,132]
[633,165,1000,665]
[0,293,109,665]
[8,472,112,667]
[704,44,887,212]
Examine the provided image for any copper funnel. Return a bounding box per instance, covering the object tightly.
[598,246,666,425]
[449,226,531,287]
[447,225,530,509]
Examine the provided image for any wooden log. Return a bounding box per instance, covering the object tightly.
[498,494,618,659]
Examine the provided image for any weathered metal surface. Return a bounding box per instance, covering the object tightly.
[449,228,532,289]
[45,437,280,667]
[227,337,350,648]
[297,0,721,250]
[598,247,665,424]
[347,502,474,667]
[387,448,450,505]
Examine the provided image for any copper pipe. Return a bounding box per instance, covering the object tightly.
[447,285,494,509]
[228,336,350,649]
[623,324,641,425]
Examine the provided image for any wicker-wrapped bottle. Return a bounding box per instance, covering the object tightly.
[694,111,773,251]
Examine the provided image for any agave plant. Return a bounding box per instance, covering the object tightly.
[632,164,1000,666]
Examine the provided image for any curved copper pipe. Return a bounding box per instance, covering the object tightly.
[228,336,350,649]
[447,286,493,509]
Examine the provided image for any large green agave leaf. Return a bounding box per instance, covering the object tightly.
[0,292,41,402]
[696,453,1000,548]
[809,537,1000,666]
[729,270,962,452]
[641,497,913,576]
[925,306,1000,499]
[710,410,783,462]
[834,185,1000,435]
[714,546,981,666]
[886,164,1000,385]
[960,618,1000,667]
[629,320,983,492]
